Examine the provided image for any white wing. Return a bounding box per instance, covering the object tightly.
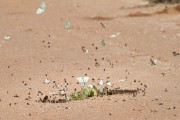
[76,77,89,83]
[44,79,51,84]
[36,8,44,14]
[118,79,126,82]
[36,2,46,14]
[99,80,104,86]
[40,2,46,9]
[109,32,121,38]
[106,81,111,86]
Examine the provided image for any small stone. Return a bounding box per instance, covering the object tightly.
[173,52,179,56]
[158,103,163,105]
[165,88,168,92]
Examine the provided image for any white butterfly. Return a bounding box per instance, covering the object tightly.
[60,90,66,95]
[99,80,104,86]
[88,84,93,88]
[36,2,46,15]
[43,79,51,84]
[106,81,112,86]
[76,77,89,83]
[4,35,11,40]
[109,32,121,38]
[118,79,126,82]
[150,57,158,65]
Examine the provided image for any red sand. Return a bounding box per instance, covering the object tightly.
[0,0,179,120]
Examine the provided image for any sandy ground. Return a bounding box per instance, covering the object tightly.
[0,0,180,120]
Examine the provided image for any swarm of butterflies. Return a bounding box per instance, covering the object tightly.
[70,77,145,101]
[38,76,144,103]
[52,77,111,101]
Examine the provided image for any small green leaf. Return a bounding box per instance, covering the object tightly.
[70,85,100,100]
[91,88,98,96]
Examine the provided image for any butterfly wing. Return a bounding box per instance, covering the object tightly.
[76,77,89,83]
[36,2,46,14]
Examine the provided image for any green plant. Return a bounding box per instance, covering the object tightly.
[70,86,98,100]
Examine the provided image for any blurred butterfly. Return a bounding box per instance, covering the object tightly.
[4,35,11,40]
[109,32,120,38]
[88,84,93,88]
[106,81,112,86]
[43,79,51,84]
[59,90,66,96]
[99,80,104,86]
[36,2,46,15]
[76,77,89,86]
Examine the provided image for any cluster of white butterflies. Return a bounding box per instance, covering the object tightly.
[45,77,126,96]
[76,77,126,87]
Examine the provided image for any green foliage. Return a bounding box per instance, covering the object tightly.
[70,86,98,100]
